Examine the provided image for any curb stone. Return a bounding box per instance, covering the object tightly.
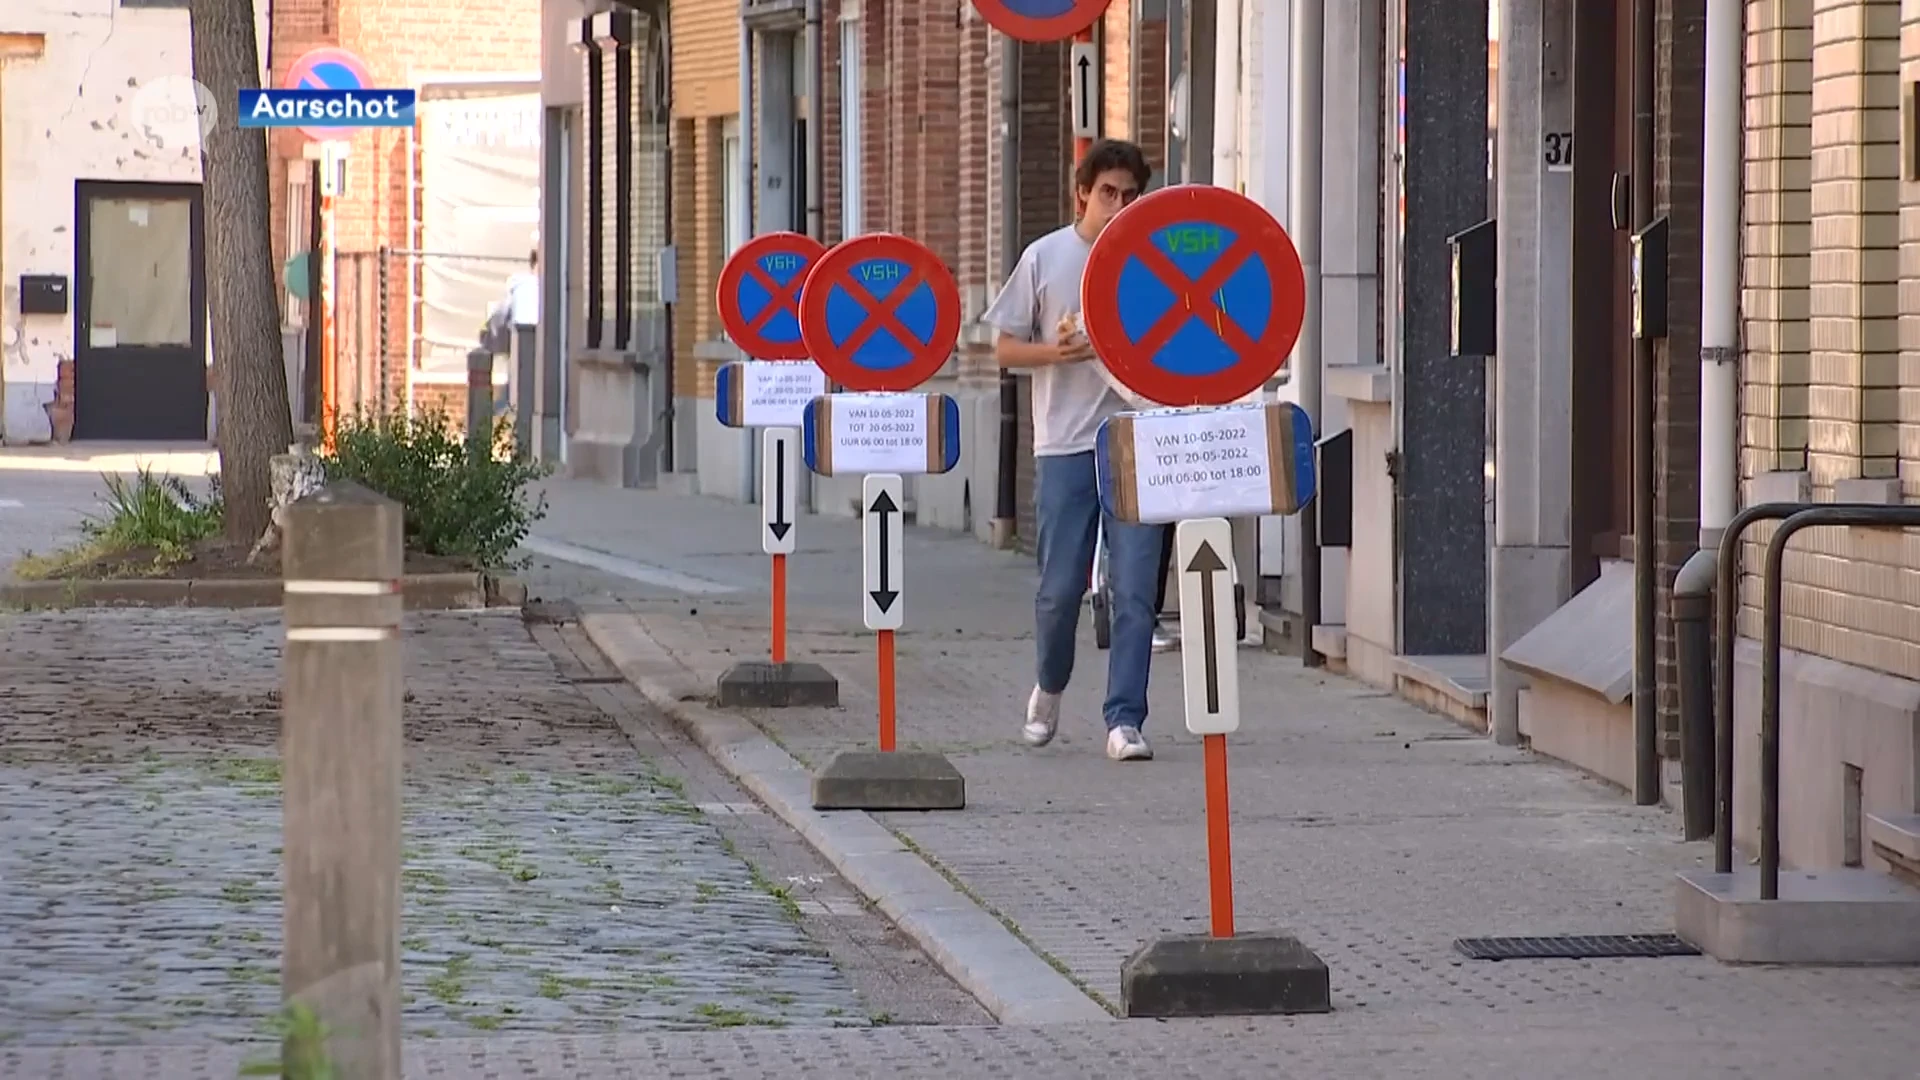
[0,572,521,611]
[578,612,1115,1028]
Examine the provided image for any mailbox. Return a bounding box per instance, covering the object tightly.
[1631,215,1669,341]
[19,274,69,316]
[1447,218,1497,358]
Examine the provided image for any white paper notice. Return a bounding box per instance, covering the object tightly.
[1129,404,1274,524]
[828,393,930,476]
[741,361,828,428]
[89,325,118,348]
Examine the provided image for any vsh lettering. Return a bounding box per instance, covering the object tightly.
[1156,225,1224,256]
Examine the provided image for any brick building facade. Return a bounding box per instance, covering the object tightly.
[266,0,540,421]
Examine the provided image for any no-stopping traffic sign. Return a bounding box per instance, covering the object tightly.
[798,234,961,392]
[1080,185,1306,407]
[969,0,1111,43]
[716,232,828,361]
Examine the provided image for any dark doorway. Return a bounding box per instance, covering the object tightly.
[73,180,208,441]
[1568,0,1635,590]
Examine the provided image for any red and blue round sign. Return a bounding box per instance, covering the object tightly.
[1080,184,1306,407]
[969,0,1111,43]
[715,232,827,361]
[282,47,376,143]
[798,234,961,392]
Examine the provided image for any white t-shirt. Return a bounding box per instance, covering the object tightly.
[980,225,1129,457]
[506,271,539,326]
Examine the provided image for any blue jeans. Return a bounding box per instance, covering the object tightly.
[1034,451,1161,732]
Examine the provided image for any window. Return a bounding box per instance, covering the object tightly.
[285,164,312,327]
[723,117,745,257]
[839,11,863,238]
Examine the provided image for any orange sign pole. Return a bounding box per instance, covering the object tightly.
[1202,732,1236,937]
[319,189,336,451]
[770,552,789,663]
[877,628,897,752]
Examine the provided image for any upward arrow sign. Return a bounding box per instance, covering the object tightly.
[868,488,898,613]
[1185,540,1227,714]
[1075,53,1093,130]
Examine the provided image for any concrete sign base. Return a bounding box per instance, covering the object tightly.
[715,660,840,709]
[1120,931,1332,1018]
[811,750,966,811]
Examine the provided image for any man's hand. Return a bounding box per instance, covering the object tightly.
[1054,337,1096,363]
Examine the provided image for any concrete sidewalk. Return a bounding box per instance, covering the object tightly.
[528,479,1920,1066]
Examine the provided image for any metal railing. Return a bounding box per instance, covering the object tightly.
[1708,502,1819,875]
[1753,505,1920,899]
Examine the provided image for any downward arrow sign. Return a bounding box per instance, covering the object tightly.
[868,488,898,613]
[768,439,791,542]
[1185,540,1227,714]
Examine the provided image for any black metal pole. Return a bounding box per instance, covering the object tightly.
[1629,0,1659,806]
[1757,505,1920,899]
[993,33,1021,545]
[1672,550,1716,840]
[1711,502,1815,873]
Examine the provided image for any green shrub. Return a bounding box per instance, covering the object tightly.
[322,409,548,568]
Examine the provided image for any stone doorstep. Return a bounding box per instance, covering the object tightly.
[1673,865,1920,964]
[0,572,521,612]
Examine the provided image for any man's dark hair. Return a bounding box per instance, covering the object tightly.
[1074,139,1151,193]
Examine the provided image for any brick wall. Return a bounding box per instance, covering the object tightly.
[669,0,737,402]
[267,0,539,415]
[1732,0,1920,683]
[1654,0,1707,753]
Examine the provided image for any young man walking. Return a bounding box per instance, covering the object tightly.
[982,139,1161,762]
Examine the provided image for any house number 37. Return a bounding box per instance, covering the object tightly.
[1543,131,1574,172]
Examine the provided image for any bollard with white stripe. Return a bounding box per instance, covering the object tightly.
[280,481,404,1080]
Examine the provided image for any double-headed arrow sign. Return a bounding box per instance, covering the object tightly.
[761,428,798,555]
[1175,518,1241,736]
[862,474,905,630]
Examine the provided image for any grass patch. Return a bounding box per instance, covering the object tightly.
[425,954,471,1005]
[10,468,221,580]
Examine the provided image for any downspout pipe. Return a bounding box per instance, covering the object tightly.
[993,32,1021,548]
[1699,0,1740,550]
[737,17,757,503]
[1673,0,1744,835]
[1291,0,1325,667]
[805,0,824,241]
[1630,0,1659,805]
[803,0,824,514]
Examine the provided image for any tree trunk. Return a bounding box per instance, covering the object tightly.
[192,0,292,543]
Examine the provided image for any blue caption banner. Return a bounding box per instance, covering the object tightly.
[237,89,417,128]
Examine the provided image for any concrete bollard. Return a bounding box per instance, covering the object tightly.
[467,347,494,447]
[281,481,405,1080]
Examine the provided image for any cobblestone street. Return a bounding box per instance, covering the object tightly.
[0,604,980,1058]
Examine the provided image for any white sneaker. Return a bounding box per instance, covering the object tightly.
[1106,725,1153,761]
[1023,687,1061,747]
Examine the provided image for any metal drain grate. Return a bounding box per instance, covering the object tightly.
[1452,933,1701,961]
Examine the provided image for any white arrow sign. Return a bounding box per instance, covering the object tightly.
[1070,41,1098,140]
[861,473,904,631]
[761,426,798,555]
[1175,517,1241,736]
